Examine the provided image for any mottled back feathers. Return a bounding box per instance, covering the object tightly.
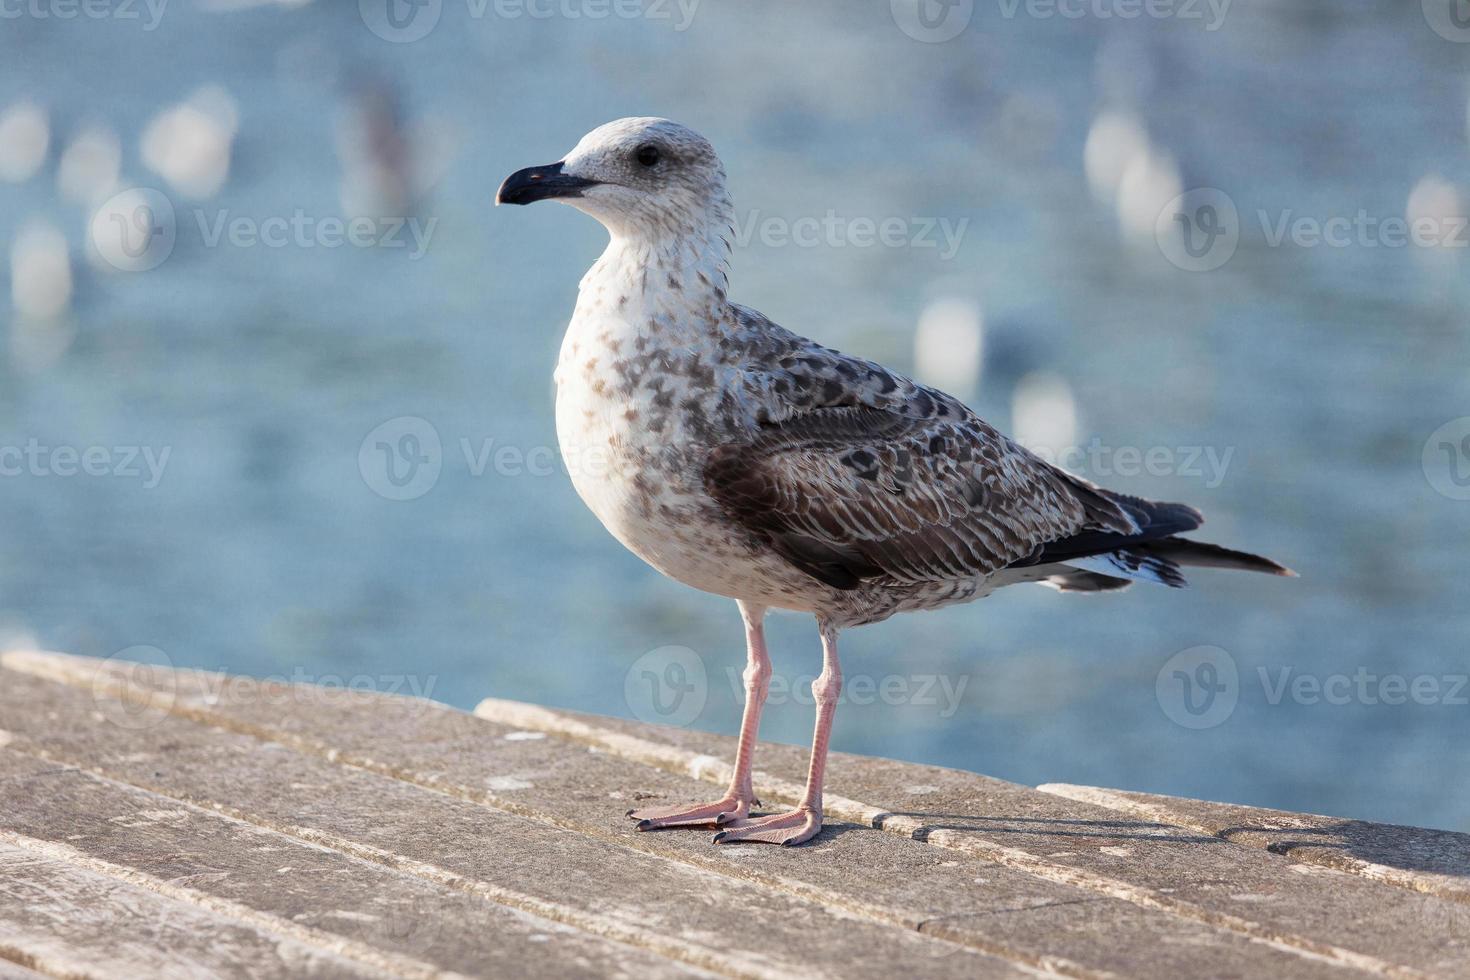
[706,309,1147,592]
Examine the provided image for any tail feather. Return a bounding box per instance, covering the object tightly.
[1025,494,1204,566]
[1065,551,1188,588]
[1015,487,1295,587]
[1043,569,1134,592]
[1137,537,1297,577]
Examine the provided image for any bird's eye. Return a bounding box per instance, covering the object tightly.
[635,145,660,167]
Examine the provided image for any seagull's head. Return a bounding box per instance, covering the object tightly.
[497,117,730,243]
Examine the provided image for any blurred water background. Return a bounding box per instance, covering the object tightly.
[2,0,1468,830]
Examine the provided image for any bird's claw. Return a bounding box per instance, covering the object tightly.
[712,808,823,847]
[627,796,752,830]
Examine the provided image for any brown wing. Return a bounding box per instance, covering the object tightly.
[705,406,1139,591]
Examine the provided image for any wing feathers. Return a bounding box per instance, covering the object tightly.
[709,317,1289,595]
[705,406,1124,590]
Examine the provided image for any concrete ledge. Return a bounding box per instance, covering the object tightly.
[1038,783,1470,905]
[2,650,1468,979]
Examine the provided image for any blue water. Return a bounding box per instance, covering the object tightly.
[2,0,1468,831]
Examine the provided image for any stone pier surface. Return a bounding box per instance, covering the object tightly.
[0,650,1466,979]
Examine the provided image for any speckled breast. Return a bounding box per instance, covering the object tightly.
[551,339,787,604]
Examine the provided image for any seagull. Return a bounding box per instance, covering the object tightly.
[497,118,1293,847]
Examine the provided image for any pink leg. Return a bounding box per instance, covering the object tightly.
[629,601,771,830]
[715,620,841,847]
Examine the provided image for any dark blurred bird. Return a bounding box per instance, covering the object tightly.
[498,118,1293,847]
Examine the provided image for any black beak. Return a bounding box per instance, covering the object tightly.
[496,161,599,206]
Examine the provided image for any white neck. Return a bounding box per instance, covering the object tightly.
[572,214,734,349]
